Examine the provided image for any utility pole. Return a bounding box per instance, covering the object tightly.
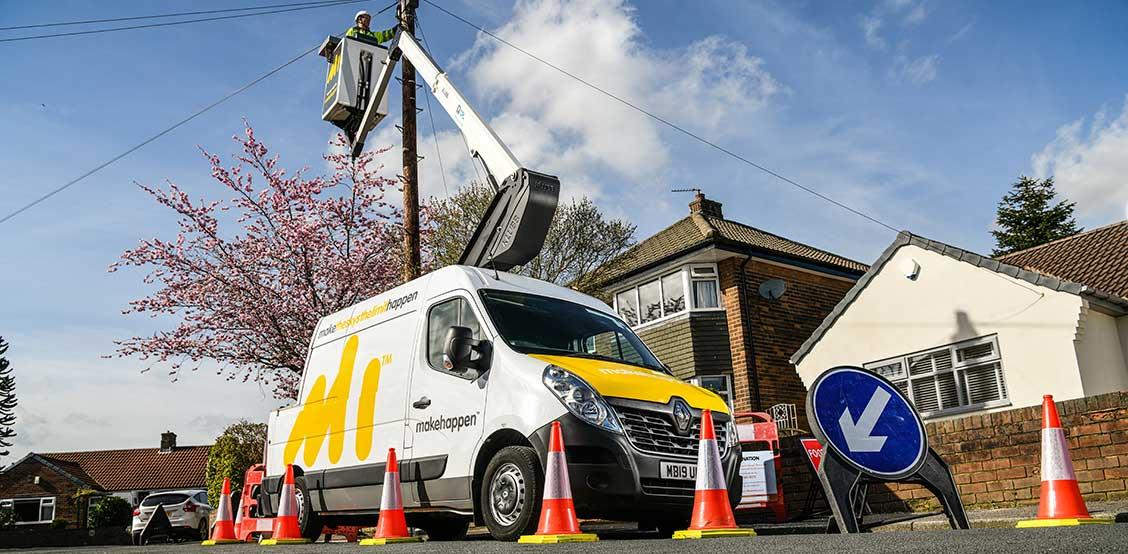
[399,0,421,282]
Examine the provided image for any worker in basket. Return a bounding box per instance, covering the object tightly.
[347,10,396,44]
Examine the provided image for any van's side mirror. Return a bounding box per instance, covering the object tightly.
[443,326,490,374]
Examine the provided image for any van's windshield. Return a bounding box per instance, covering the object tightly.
[479,289,667,373]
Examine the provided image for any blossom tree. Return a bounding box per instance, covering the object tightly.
[112,124,406,399]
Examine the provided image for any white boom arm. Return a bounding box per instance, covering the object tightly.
[352,31,558,271]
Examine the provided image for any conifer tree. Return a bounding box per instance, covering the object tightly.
[992,176,1081,256]
[0,338,16,458]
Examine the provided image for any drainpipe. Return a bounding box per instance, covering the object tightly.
[737,253,763,411]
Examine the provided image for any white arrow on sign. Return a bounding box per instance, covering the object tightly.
[838,387,890,452]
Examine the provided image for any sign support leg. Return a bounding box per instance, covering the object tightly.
[916,449,971,530]
[817,450,865,533]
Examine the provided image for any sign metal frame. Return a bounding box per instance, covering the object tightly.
[805,366,971,533]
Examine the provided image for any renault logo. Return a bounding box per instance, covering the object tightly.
[672,399,692,435]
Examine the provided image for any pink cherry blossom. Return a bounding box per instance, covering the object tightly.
[110,123,421,400]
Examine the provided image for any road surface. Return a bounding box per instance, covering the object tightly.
[21,524,1128,553]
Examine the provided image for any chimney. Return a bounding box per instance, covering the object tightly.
[688,191,723,219]
[160,431,177,453]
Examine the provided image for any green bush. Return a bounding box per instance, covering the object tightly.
[205,420,267,505]
[0,507,14,528]
[88,496,132,529]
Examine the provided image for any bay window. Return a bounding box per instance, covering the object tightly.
[613,264,721,327]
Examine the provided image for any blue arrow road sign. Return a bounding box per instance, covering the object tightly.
[807,366,927,479]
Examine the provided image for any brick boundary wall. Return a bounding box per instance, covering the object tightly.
[772,390,1128,517]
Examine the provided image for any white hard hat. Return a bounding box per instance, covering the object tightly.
[355,10,370,21]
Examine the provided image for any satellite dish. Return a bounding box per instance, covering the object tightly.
[758,279,787,300]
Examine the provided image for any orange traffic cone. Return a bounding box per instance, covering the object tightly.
[360,448,422,545]
[202,478,239,545]
[1017,395,1111,527]
[673,410,755,539]
[261,465,312,545]
[518,421,598,544]
[233,495,245,542]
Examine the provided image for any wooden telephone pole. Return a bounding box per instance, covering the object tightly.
[399,0,421,282]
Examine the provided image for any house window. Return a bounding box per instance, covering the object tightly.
[613,265,720,328]
[692,374,734,410]
[1,497,55,524]
[691,266,720,309]
[864,335,1008,417]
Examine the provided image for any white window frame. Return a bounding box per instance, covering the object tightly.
[613,264,723,329]
[1,497,56,525]
[691,374,734,411]
[864,335,1010,418]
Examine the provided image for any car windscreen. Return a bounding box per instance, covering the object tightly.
[479,289,667,373]
[141,493,189,507]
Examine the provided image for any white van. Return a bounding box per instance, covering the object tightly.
[260,266,741,541]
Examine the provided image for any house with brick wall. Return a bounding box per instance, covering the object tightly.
[589,192,867,428]
[792,223,1128,420]
[0,432,209,529]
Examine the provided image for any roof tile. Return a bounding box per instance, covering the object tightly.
[41,446,210,492]
[998,221,1128,300]
[594,214,867,286]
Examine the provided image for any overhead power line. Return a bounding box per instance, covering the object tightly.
[415,17,450,197]
[0,0,365,43]
[0,0,356,31]
[421,0,899,233]
[0,46,320,225]
[0,2,396,226]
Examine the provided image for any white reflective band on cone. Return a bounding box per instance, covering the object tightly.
[543,451,572,500]
[216,496,232,523]
[695,438,726,491]
[381,471,403,510]
[278,483,297,516]
[1041,428,1077,482]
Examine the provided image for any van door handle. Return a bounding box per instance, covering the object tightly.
[413,397,431,409]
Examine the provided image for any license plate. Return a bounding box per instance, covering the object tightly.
[660,461,697,481]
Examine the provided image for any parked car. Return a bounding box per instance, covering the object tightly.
[131,489,212,543]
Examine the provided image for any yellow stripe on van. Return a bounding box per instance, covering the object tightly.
[529,355,729,414]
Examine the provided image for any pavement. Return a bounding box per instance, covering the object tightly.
[13,524,1128,553]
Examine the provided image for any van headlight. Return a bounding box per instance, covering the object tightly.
[542,365,624,434]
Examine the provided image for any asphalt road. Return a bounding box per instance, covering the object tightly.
[19,524,1128,554]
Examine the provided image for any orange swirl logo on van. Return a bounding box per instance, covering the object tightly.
[284,335,386,466]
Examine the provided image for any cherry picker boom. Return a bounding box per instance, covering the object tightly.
[320,30,559,271]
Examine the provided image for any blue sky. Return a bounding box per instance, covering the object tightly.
[1,0,1126,458]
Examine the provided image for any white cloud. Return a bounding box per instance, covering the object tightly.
[448,0,781,200]
[860,15,886,50]
[1032,96,1128,224]
[949,20,975,42]
[891,53,939,85]
[903,2,927,25]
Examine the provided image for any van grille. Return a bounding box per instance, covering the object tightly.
[612,404,729,459]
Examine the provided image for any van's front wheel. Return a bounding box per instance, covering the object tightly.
[481,446,542,541]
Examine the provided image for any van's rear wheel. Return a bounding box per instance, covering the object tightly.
[481,446,542,541]
[294,477,323,542]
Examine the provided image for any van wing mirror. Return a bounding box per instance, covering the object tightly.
[443,326,491,374]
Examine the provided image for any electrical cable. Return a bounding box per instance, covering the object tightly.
[415,16,451,197]
[0,1,399,226]
[0,46,320,226]
[0,0,358,31]
[0,0,365,43]
[421,0,899,233]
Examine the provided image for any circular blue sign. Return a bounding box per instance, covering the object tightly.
[807,366,927,479]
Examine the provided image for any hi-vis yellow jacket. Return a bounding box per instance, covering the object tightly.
[345,26,396,44]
